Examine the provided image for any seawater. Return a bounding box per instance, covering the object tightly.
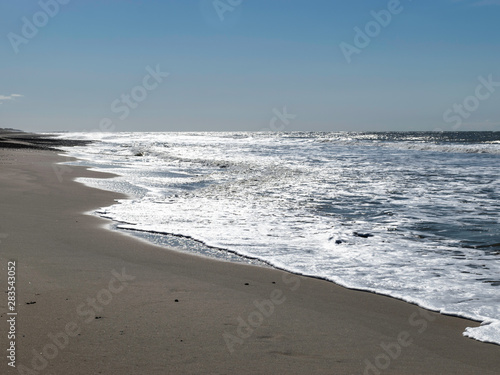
[51,131,500,345]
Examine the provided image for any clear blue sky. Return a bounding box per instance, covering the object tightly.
[1,0,499,132]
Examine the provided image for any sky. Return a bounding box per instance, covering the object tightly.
[1,0,500,132]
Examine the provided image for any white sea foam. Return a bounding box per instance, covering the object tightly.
[51,131,500,345]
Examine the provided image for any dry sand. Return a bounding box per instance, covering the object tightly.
[1,148,499,374]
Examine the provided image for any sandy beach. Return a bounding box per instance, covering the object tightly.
[1,144,500,374]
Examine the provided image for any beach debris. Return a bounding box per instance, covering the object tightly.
[95,316,102,319]
[175,299,179,302]
[353,232,374,238]
[328,236,344,244]
[244,283,249,286]
[26,301,36,305]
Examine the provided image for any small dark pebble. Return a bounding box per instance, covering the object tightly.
[335,240,343,244]
[95,316,102,319]
[272,282,276,284]
[26,301,36,305]
[353,232,374,238]
[244,283,249,286]
[175,299,179,302]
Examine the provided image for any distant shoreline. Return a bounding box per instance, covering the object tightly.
[0,128,91,151]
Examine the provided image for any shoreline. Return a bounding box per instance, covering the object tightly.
[60,152,497,341]
[1,147,500,374]
[104,225,494,326]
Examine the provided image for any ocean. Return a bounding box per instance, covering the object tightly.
[51,131,500,345]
